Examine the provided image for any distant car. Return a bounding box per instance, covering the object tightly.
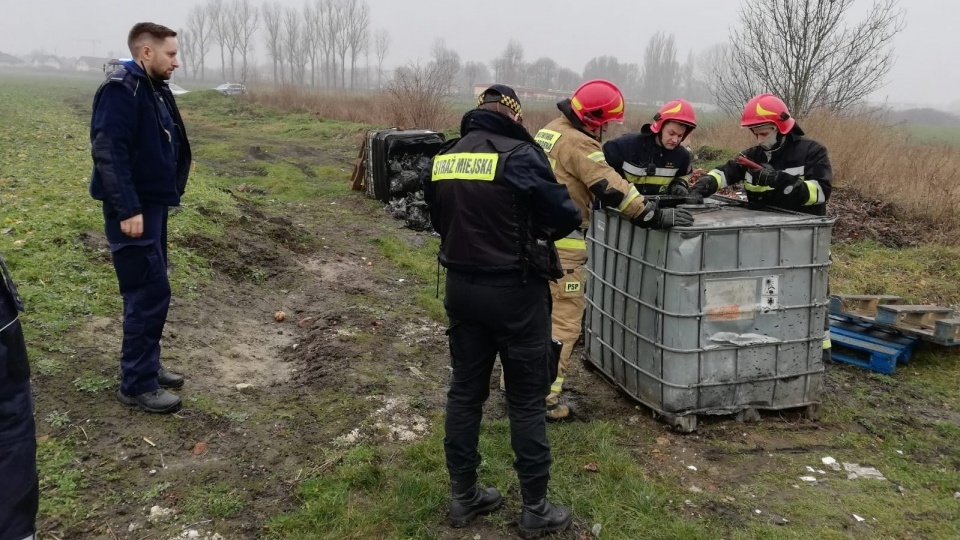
[167,83,189,96]
[215,83,247,96]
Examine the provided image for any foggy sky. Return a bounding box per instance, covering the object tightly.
[0,0,952,107]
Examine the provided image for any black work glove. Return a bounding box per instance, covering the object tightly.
[631,201,695,229]
[665,179,690,197]
[755,164,779,187]
[755,165,797,189]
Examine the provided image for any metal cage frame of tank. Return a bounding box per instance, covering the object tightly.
[583,199,834,432]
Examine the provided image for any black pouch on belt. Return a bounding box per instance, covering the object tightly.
[525,238,564,281]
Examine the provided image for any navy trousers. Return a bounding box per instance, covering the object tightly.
[443,270,554,502]
[0,285,38,540]
[105,205,171,396]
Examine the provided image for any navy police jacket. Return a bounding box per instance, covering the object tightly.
[89,60,192,220]
[422,109,581,276]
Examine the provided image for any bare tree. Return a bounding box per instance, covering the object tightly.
[332,0,354,87]
[528,57,559,90]
[387,60,456,128]
[714,0,905,116]
[303,1,323,86]
[177,29,191,80]
[461,60,490,93]
[493,40,524,85]
[374,28,390,89]
[319,0,341,87]
[283,6,305,84]
[557,67,580,92]
[431,39,461,94]
[187,5,212,80]
[343,0,370,89]
[233,0,259,83]
[640,32,680,103]
[207,0,230,81]
[584,56,642,99]
[261,1,284,84]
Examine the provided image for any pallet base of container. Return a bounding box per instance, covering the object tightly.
[654,404,821,434]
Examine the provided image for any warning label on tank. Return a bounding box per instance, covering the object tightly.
[704,278,759,321]
[704,276,781,320]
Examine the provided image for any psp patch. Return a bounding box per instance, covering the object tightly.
[564,281,581,293]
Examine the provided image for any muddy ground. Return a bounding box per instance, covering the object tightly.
[31,130,941,540]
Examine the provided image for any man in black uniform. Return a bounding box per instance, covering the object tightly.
[691,93,833,360]
[603,98,697,196]
[0,253,38,540]
[422,84,581,538]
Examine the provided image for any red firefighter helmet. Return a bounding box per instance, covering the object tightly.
[741,93,795,134]
[650,99,697,140]
[570,79,625,131]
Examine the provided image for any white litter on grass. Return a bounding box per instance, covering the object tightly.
[843,463,886,480]
[754,509,762,515]
[822,456,841,471]
[853,514,866,522]
[687,465,698,471]
[896,450,904,455]
[148,505,173,523]
[799,476,818,483]
[592,523,602,536]
[805,465,816,473]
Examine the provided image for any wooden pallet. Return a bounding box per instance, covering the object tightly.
[830,295,960,347]
[348,134,368,191]
[829,316,919,374]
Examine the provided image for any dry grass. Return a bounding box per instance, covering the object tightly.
[251,87,960,240]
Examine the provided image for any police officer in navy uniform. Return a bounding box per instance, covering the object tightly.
[0,254,38,540]
[422,85,581,538]
[90,22,192,413]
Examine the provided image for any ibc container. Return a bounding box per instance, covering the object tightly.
[584,198,834,432]
[363,129,445,202]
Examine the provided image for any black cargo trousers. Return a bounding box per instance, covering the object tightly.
[443,269,554,502]
[0,256,38,540]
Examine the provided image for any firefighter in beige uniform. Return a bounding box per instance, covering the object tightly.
[534,80,694,420]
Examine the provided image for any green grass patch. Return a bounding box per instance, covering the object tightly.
[371,236,444,321]
[831,240,960,305]
[182,482,245,519]
[37,437,87,527]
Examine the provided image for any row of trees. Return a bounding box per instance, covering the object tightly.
[178,0,383,88]
[175,0,904,118]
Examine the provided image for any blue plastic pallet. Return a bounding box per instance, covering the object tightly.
[829,316,919,374]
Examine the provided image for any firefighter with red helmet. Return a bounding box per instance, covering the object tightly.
[691,93,833,362]
[533,80,694,421]
[603,99,697,196]
[691,93,832,216]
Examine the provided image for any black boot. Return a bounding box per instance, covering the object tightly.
[518,498,572,538]
[448,484,503,528]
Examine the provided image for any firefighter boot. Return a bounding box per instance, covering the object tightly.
[518,498,573,538]
[448,483,503,527]
[545,392,570,421]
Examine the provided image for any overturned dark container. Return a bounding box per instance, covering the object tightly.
[364,129,446,203]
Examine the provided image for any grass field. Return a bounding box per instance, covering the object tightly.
[2,73,959,539]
